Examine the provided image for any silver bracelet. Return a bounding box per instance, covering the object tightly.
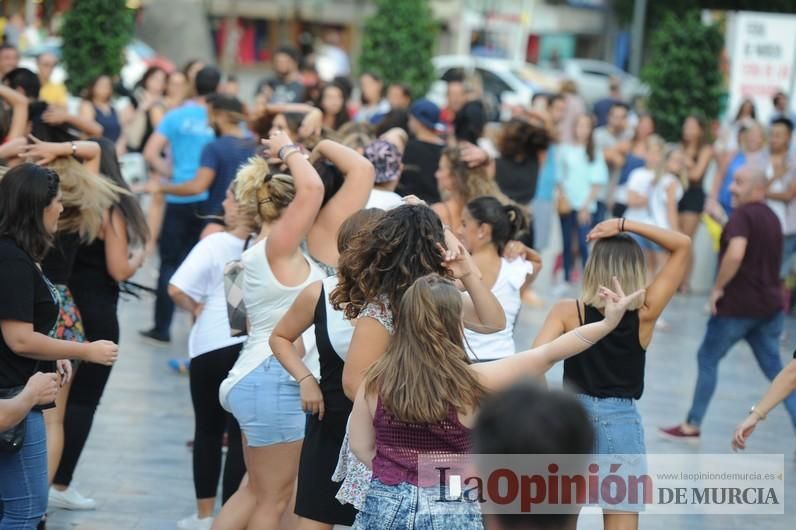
[574,328,595,346]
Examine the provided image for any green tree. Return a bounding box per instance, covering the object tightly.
[641,11,724,141]
[359,0,437,100]
[61,0,134,95]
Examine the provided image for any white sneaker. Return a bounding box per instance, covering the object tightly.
[177,514,214,530]
[48,486,97,510]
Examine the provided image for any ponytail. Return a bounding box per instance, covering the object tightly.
[466,196,528,254]
[234,156,296,224]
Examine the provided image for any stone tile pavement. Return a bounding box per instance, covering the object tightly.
[46,278,795,529]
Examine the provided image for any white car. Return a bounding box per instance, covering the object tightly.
[428,55,559,120]
[540,58,649,105]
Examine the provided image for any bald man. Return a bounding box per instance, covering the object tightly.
[661,164,796,441]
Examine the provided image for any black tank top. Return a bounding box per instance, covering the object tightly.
[41,232,81,285]
[313,283,353,413]
[68,238,118,298]
[563,302,646,399]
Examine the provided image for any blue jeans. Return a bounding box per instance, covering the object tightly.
[0,411,47,530]
[353,479,483,530]
[686,312,796,428]
[153,202,203,336]
[559,211,591,282]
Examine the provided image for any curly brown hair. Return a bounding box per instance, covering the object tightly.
[330,204,450,321]
[497,118,549,162]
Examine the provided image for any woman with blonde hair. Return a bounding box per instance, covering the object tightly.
[214,130,373,530]
[432,145,506,229]
[348,271,643,529]
[532,219,690,530]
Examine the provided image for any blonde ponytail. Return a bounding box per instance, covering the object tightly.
[234,156,296,224]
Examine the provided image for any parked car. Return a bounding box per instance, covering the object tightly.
[428,55,559,121]
[19,37,175,92]
[539,58,649,105]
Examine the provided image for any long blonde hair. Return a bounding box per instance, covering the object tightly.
[581,235,646,310]
[49,157,126,242]
[364,274,485,423]
[233,156,295,225]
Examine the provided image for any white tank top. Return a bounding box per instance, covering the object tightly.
[219,239,325,409]
[321,276,355,360]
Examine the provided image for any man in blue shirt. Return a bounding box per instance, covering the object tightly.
[141,66,220,343]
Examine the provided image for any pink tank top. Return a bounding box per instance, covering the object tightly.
[371,397,471,487]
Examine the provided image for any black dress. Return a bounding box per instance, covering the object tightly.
[294,278,358,525]
[678,152,706,214]
[54,238,120,487]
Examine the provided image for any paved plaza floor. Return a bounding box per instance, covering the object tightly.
[46,274,795,529]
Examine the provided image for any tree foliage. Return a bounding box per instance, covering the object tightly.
[641,10,724,141]
[61,0,134,95]
[359,0,437,100]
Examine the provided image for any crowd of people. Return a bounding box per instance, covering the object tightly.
[0,34,795,530]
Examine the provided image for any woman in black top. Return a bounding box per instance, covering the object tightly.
[50,139,149,510]
[532,219,689,530]
[0,164,119,530]
[34,142,124,497]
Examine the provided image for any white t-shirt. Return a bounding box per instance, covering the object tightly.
[465,258,533,361]
[649,174,683,230]
[366,189,403,210]
[624,169,683,229]
[169,232,247,358]
[623,167,655,225]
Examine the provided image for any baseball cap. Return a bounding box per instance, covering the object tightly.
[409,98,443,132]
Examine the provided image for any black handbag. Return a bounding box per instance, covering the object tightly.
[0,386,26,453]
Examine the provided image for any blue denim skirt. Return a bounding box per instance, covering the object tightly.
[576,395,648,513]
[353,478,483,530]
[227,356,305,447]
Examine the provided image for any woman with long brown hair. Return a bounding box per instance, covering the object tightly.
[347,272,642,529]
[676,115,714,293]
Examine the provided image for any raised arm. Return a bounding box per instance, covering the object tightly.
[473,282,643,391]
[0,84,28,139]
[588,218,690,322]
[306,139,375,267]
[265,132,325,268]
[270,281,325,418]
[439,227,506,333]
[19,137,101,170]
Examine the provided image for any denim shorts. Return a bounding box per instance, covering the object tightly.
[353,478,483,530]
[629,232,662,253]
[226,356,305,447]
[576,395,648,513]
